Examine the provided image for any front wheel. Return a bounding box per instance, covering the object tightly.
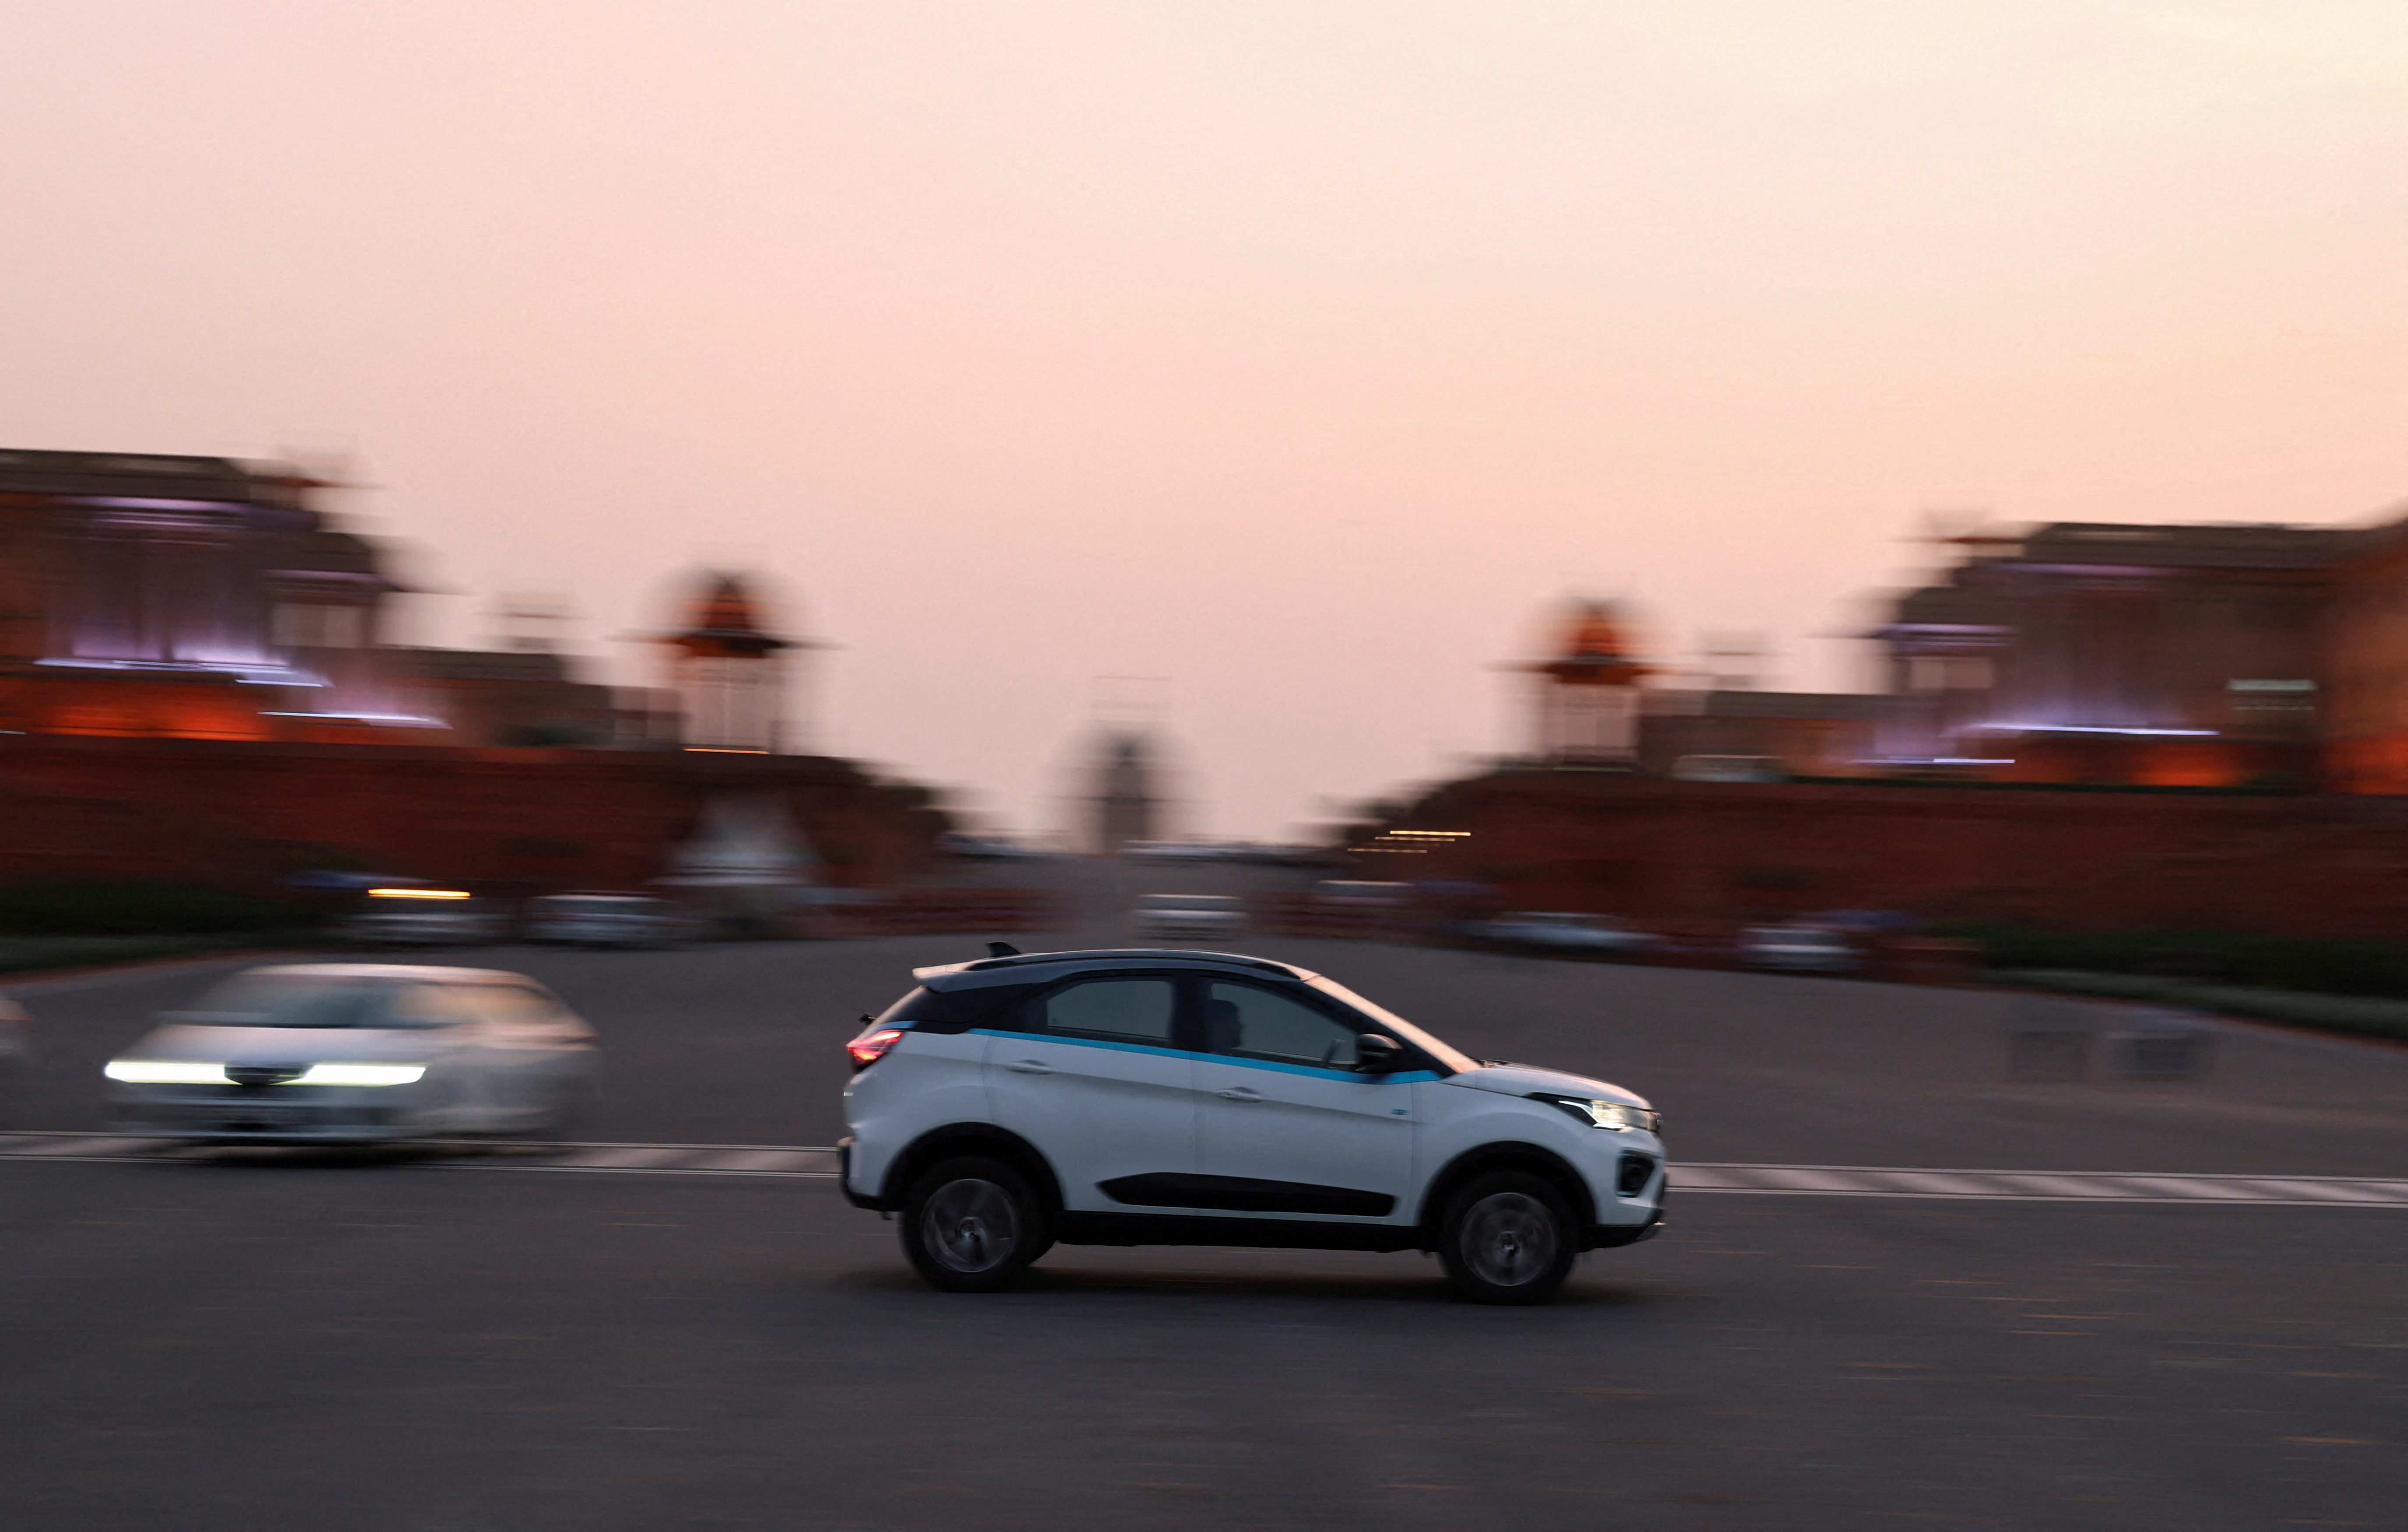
[900,1155,1048,1293]
[1437,1170,1578,1305]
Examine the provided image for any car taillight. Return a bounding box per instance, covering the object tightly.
[847,1028,905,1070]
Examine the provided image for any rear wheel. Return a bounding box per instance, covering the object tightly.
[1437,1170,1578,1305]
[900,1155,1049,1293]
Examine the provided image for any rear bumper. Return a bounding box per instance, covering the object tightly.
[837,1138,891,1210]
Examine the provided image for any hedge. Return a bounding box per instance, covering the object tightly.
[1939,922,2408,1001]
[1995,969,2408,1045]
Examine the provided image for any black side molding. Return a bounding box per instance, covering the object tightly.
[1098,1172,1396,1219]
[1058,1210,1419,1253]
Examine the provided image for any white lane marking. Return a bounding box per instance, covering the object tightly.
[555,1146,692,1169]
[694,1149,829,1173]
[1880,1172,1996,1196]
[7,1136,169,1157]
[1665,1162,2408,1207]
[2112,1176,2268,1201]
[2002,1174,2131,1198]
[2242,1179,2397,1204]
[1743,1167,1879,1192]
[1,1135,2401,1204]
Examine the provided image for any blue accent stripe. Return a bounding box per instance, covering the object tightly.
[969,1028,1435,1084]
[969,1028,1197,1065]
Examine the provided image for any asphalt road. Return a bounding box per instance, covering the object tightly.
[4,858,2404,1529]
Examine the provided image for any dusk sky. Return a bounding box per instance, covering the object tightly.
[6,2,2408,838]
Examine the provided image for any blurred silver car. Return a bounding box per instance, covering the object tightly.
[1739,925,1860,974]
[337,887,507,947]
[1481,912,1658,958]
[103,964,596,1144]
[524,892,703,948]
[0,993,30,1128]
[1128,892,1248,941]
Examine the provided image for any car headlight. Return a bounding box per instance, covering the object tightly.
[104,1060,232,1084]
[293,1064,426,1087]
[1533,1094,1661,1134]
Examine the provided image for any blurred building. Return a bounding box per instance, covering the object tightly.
[1638,689,1880,778]
[1870,521,2354,787]
[0,448,701,749]
[0,447,941,896]
[1088,730,1162,853]
[0,449,422,740]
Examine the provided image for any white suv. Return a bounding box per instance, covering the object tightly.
[841,947,1665,1304]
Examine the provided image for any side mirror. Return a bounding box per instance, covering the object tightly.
[1355,1034,1403,1073]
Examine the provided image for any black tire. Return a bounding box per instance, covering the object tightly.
[1436,1169,1578,1305]
[899,1155,1049,1293]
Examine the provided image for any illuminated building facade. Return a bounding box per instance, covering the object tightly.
[0,449,424,740]
[0,448,707,749]
[1871,522,2353,786]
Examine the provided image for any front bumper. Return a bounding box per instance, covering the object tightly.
[109,1088,433,1143]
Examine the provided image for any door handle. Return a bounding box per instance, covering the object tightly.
[1004,1060,1056,1074]
[1215,1087,1263,1101]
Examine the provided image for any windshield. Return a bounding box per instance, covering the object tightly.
[1306,976,1479,1075]
[176,974,410,1028]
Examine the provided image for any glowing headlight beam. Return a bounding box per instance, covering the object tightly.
[293,1064,427,1086]
[104,1060,232,1085]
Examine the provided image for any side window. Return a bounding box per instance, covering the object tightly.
[382,985,477,1029]
[1027,978,1177,1045]
[1203,982,1360,1069]
[463,985,565,1025]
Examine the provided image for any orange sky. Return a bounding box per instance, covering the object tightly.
[5,2,2407,838]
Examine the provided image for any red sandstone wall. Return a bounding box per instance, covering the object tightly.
[1380,771,2408,940]
[0,737,941,895]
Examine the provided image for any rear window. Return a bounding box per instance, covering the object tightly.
[872,983,1036,1035]
[1137,895,1240,911]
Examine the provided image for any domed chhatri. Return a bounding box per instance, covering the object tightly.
[655,571,806,754]
[1524,599,1654,763]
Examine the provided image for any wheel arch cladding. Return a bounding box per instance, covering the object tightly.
[887,1123,1065,1214]
[1419,1141,1598,1239]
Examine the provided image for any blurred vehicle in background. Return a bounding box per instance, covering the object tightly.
[0,994,30,1127]
[524,892,703,948]
[103,964,595,1144]
[939,833,1046,861]
[1670,755,1786,782]
[1310,880,1413,906]
[1480,912,1659,959]
[337,887,506,947]
[1738,924,1860,974]
[1124,840,1225,862]
[1128,893,1248,941]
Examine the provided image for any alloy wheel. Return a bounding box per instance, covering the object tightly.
[921,1177,1021,1274]
[1460,1190,1558,1287]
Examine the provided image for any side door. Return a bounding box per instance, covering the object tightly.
[981,974,1197,1214]
[460,982,591,1126]
[383,983,494,1131]
[1189,979,1418,1224]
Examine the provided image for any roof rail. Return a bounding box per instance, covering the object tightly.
[960,947,1302,977]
